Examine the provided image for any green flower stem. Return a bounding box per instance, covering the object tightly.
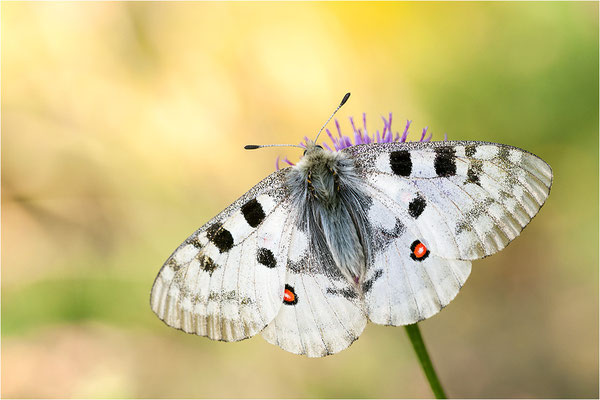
[404,323,447,399]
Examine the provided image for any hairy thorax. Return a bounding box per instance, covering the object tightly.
[286,143,371,287]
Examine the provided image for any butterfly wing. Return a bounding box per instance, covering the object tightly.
[150,169,294,341]
[344,141,552,325]
[361,193,472,325]
[261,227,367,357]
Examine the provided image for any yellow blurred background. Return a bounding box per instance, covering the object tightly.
[2,2,598,398]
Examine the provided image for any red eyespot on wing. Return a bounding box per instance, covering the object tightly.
[283,284,298,305]
[410,240,430,261]
[284,289,294,302]
[414,243,427,257]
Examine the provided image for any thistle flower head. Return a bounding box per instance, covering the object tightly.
[276,113,440,170]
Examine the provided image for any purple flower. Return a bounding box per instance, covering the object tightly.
[276,113,440,170]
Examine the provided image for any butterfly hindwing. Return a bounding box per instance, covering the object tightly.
[150,169,293,341]
[363,194,472,325]
[261,228,367,357]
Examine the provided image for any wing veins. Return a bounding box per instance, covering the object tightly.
[365,179,464,258]
[298,270,330,355]
[393,240,423,321]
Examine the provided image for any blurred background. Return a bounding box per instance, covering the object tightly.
[2,2,598,398]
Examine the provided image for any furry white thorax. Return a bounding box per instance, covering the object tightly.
[286,141,371,287]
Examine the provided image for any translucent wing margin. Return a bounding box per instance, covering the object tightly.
[150,168,293,341]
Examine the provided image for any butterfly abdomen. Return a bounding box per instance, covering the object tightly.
[288,145,372,286]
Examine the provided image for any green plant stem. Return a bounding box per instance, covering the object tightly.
[405,323,447,399]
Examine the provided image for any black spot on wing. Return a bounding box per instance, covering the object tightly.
[166,258,182,272]
[362,269,383,293]
[498,146,511,161]
[465,144,477,158]
[197,254,217,275]
[466,159,483,185]
[257,247,276,268]
[240,198,265,228]
[390,150,412,176]
[188,236,203,249]
[206,223,234,253]
[408,194,426,219]
[434,146,457,177]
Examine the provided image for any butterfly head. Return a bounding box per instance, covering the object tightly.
[302,140,325,157]
[298,139,340,168]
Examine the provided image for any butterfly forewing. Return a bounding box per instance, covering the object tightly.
[150,169,294,341]
[344,141,552,261]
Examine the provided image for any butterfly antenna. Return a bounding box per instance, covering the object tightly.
[244,143,304,150]
[245,92,350,150]
[313,92,351,143]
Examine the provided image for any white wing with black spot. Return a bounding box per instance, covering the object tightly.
[345,141,553,260]
[362,193,471,325]
[150,169,294,341]
[344,141,552,325]
[152,138,553,355]
[261,228,367,357]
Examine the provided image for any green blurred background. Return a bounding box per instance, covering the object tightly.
[2,2,598,398]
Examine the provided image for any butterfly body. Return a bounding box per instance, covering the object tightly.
[151,139,552,357]
[287,140,371,287]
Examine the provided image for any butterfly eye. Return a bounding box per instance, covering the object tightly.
[303,149,307,156]
[316,145,323,150]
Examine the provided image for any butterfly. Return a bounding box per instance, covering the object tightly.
[150,94,552,357]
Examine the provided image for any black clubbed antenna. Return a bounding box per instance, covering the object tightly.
[314,92,351,143]
[244,143,304,150]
